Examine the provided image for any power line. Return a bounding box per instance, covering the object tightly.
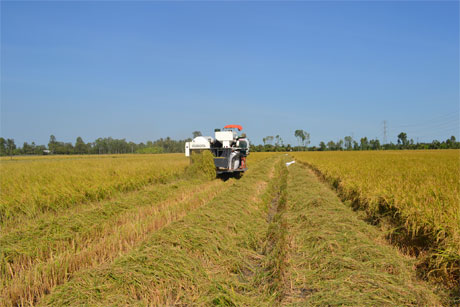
[396,119,459,131]
[393,113,459,129]
[384,113,460,143]
[397,120,459,134]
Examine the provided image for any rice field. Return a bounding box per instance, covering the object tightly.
[0,154,188,224]
[0,151,456,305]
[0,152,275,306]
[292,150,460,286]
[39,156,441,306]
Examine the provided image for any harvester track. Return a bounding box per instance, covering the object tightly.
[1,174,237,306]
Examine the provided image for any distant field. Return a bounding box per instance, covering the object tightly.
[292,150,460,285]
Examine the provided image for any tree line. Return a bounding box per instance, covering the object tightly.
[251,131,459,152]
[0,135,191,156]
[0,131,459,156]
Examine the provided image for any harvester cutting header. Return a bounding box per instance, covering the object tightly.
[185,125,250,175]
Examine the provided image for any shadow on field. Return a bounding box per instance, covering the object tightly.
[217,172,243,181]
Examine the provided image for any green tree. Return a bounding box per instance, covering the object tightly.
[32,143,46,155]
[369,139,381,150]
[295,130,304,147]
[0,137,6,156]
[264,136,274,145]
[63,142,75,154]
[327,140,336,151]
[397,132,408,147]
[6,138,16,156]
[48,135,57,153]
[430,140,441,149]
[294,130,310,149]
[75,137,87,154]
[353,140,359,150]
[344,136,353,150]
[446,136,458,149]
[319,141,327,151]
[336,139,344,150]
[304,132,311,148]
[22,142,32,155]
[275,135,284,148]
[360,137,369,150]
[192,131,202,138]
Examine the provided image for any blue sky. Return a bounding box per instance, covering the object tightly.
[1,1,459,146]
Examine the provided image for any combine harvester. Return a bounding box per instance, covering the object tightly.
[185,124,250,175]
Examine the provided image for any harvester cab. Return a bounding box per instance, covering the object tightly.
[185,124,250,175]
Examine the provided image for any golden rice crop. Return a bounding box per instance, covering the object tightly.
[0,154,189,223]
[0,152,272,306]
[41,155,442,306]
[292,150,460,285]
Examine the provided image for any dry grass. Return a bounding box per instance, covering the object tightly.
[283,162,443,305]
[292,150,460,290]
[40,155,283,306]
[0,152,270,306]
[184,150,216,180]
[2,152,448,305]
[0,154,188,224]
[39,153,445,306]
[1,178,231,306]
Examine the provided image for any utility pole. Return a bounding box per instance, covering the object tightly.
[383,120,388,144]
